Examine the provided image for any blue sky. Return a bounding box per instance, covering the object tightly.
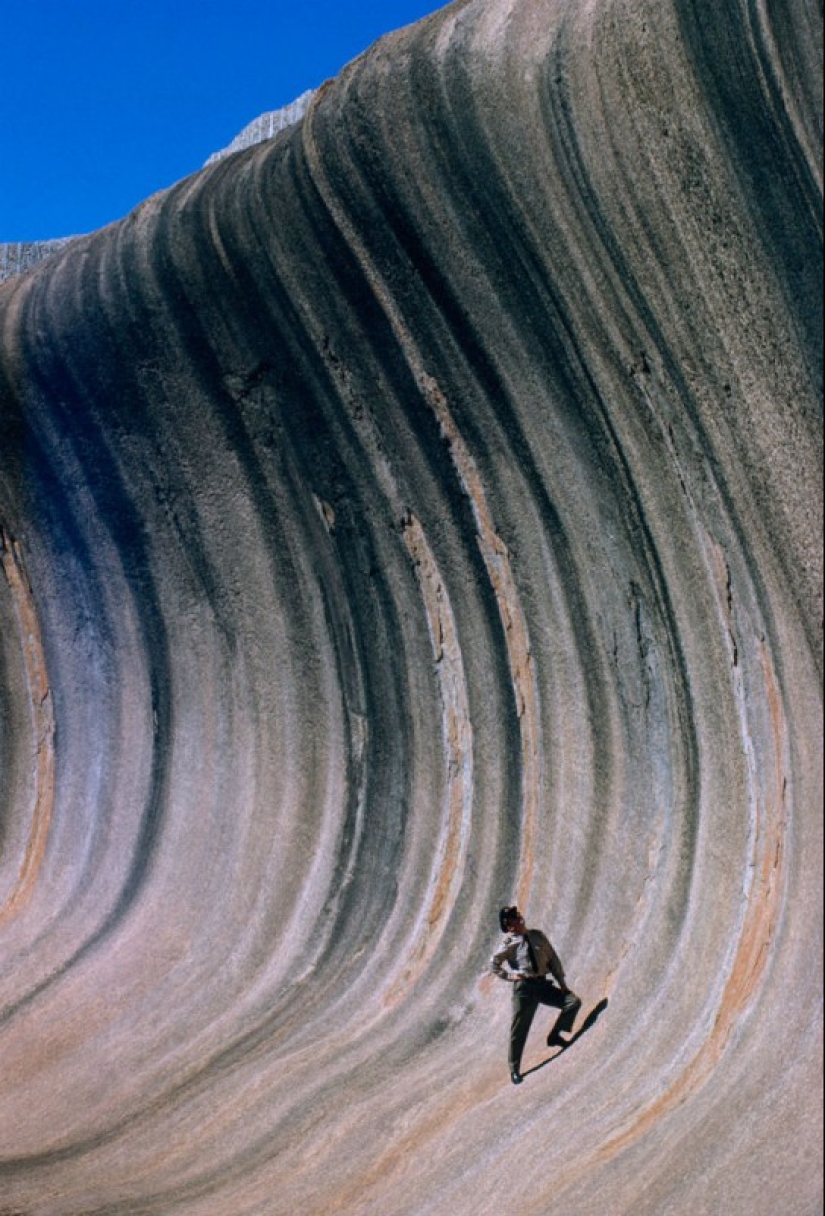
[1,0,441,242]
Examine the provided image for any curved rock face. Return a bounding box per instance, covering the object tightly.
[0,0,821,1212]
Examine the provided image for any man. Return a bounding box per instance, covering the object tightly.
[490,905,581,1084]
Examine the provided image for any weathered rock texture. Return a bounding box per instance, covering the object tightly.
[0,239,79,285]
[204,89,316,166]
[0,0,822,1213]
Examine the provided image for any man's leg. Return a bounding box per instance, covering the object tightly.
[554,991,581,1036]
[539,981,581,1042]
[509,983,539,1080]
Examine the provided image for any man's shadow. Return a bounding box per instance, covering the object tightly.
[524,998,609,1077]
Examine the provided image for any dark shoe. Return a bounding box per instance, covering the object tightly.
[546,1031,569,1048]
[510,1069,523,1085]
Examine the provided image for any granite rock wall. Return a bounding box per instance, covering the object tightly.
[0,0,821,1213]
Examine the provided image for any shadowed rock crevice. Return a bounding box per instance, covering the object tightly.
[0,0,821,1213]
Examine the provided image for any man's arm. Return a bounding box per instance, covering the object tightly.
[536,931,569,988]
[547,944,568,988]
[489,935,527,982]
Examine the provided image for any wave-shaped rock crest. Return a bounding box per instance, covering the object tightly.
[0,0,821,1212]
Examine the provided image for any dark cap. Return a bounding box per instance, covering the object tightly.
[499,905,519,932]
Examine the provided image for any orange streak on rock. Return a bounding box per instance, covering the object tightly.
[0,529,55,923]
[322,1071,503,1216]
[421,374,540,909]
[594,642,787,1165]
[384,513,472,1007]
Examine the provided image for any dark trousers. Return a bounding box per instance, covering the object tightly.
[509,978,581,1071]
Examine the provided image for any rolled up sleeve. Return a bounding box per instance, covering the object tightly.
[490,936,517,981]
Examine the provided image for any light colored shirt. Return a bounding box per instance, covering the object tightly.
[490,928,566,985]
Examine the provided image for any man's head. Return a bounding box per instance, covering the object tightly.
[499,905,527,933]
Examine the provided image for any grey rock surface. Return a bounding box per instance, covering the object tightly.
[0,237,79,284]
[204,88,317,165]
[0,0,821,1213]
